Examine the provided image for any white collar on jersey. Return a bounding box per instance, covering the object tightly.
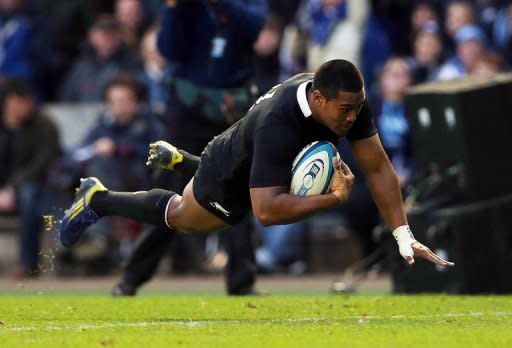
[296,80,313,117]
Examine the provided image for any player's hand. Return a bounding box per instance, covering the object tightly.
[410,241,455,267]
[393,225,455,267]
[146,140,183,171]
[330,157,354,203]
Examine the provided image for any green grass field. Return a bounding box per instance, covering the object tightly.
[1,295,511,347]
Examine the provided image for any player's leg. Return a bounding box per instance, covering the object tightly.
[174,149,200,177]
[91,178,227,233]
[165,178,228,233]
[147,141,200,178]
[59,177,228,246]
[59,177,174,246]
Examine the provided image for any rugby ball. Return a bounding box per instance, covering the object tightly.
[290,141,340,196]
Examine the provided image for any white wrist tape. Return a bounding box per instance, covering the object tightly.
[392,225,416,259]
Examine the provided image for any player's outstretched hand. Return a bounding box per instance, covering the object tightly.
[330,157,355,203]
[393,225,455,267]
[410,241,455,267]
[146,140,182,171]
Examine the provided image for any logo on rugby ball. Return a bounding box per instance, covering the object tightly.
[290,141,337,196]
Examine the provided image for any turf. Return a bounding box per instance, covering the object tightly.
[1,295,511,347]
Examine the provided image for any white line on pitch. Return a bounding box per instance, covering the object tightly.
[3,312,512,332]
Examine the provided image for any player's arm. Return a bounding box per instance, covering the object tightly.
[251,157,353,226]
[249,125,353,226]
[351,134,406,231]
[351,134,454,267]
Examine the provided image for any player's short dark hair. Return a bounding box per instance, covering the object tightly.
[312,59,364,99]
[105,73,143,100]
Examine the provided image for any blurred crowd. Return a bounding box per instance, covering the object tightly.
[1,0,511,282]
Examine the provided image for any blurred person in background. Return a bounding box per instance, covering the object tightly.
[445,0,477,44]
[68,73,153,198]
[360,0,394,91]
[474,0,501,39]
[436,24,488,80]
[0,78,60,279]
[492,2,512,67]
[136,26,173,119]
[370,57,414,189]
[0,0,33,84]
[410,0,440,34]
[360,0,414,90]
[58,15,140,102]
[470,52,503,76]
[65,73,154,263]
[253,0,301,93]
[301,0,369,71]
[111,0,267,296]
[114,0,148,48]
[28,0,96,101]
[254,219,308,274]
[408,20,445,83]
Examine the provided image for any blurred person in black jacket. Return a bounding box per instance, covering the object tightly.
[0,78,60,278]
[111,0,268,296]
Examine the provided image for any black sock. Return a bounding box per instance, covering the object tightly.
[91,189,175,227]
[174,150,200,177]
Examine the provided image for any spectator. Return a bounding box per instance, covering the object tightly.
[492,2,512,47]
[492,2,512,66]
[470,52,502,77]
[360,0,393,90]
[370,57,414,188]
[305,0,369,71]
[408,21,445,83]
[474,0,501,39]
[69,73,153,191]
[253,0,301,93]
[114,0,147,48]
[28,0,96,101]
[436,24,488,80]
[0,0,33,83]
[254,219,307,274]
[112,0,267,297]
[136,26,173,118]
[64,73,154,266]
[0,78,60,279]
[58,15,139,102]
[410,0,441,33]
[445,0,477,42]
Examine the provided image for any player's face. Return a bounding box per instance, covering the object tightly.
[315,89,365,137]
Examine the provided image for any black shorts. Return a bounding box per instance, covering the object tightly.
[192,158,251,226]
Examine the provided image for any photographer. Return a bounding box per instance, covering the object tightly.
[112,0,267,296]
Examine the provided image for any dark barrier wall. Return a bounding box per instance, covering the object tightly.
[393,75,512,293]
[404,74,512,203]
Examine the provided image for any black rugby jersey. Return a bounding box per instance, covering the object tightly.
[198,73,377,198]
